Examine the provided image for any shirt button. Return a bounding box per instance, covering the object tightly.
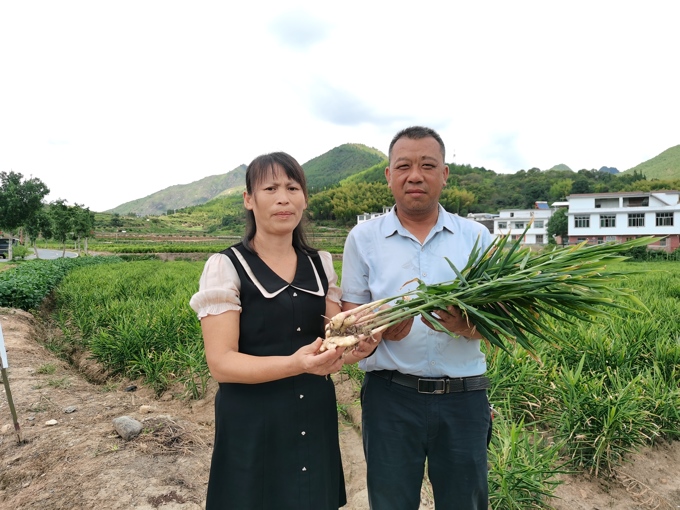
[301,431,306,436]
[422,272,427,277]
[302,467,307,471]
[296,327,301,331]
[299,394,304,399]
[293,292,298,297]
[430,361,436,366]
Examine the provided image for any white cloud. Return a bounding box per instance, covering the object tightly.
[269,8,334,50]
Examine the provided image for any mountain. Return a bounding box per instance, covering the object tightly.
[549,164,572,172]
[106,144,385,216]
[598,166,619,174]
[302,144,386,191]
[622,145,680,180]
[341,160,389,184]
[107,165,247,216]
[104,143,680,218]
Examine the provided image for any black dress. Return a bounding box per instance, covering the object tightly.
[205,243,347,510]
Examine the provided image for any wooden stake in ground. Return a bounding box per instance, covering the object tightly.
[0,322,22,443]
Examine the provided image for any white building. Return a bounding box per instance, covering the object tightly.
[494,202,553,245]
[467,212,497,234]
[357,206,393,224]
[566,191,680,252]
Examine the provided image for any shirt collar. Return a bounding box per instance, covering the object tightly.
[231,245,325,298]
[380,204,455,240]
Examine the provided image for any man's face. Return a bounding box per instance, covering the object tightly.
[386,136,449,219]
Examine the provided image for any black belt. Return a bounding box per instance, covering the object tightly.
[371,370,490,394]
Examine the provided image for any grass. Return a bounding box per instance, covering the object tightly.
[488,415,569,509]
[43,254,680,507]
[46,376,71,389]
[36,363,58,375]
[53,260,206,397]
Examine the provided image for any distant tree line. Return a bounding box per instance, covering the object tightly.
[0,171,95,259]
[305,165,671,225]
[8,162,677,243]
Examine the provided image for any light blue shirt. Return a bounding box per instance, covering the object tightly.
[341,204,492,377]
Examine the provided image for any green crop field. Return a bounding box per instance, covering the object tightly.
[7,257,679,508]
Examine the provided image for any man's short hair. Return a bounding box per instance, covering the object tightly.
[388,126,446,163]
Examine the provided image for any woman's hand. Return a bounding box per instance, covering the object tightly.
[294,338,345,376]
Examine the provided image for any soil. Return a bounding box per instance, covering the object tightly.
[1,307,678,510]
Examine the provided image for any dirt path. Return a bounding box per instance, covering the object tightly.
[1,307,678,509]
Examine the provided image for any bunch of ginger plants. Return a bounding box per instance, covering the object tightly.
[322,232,658,355]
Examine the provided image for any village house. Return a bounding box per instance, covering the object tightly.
[493,201,553,245]
[356,206,393,224]
[565,191,680,252]
[466,212,497,233]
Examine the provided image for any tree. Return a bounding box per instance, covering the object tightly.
[547,208,568,244]
[571,178,592,194]
[110,213,123,227]
[0,171,50,260]
[440,188,476,215]
[307,182,393,224]
[549,179,573,203]
[521,180,551,209]
[49,199,73,256]
[71,204,95,255]
[23,208,53,259]
[617,170,646,187]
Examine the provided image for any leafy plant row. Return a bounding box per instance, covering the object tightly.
[47,259,680,508]
[0,256,123,311]
[52,260,207,398]
[84,238,346,255]
[484,262,680,507]
[337,261,680,507]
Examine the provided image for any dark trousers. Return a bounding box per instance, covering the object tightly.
[361,371,490,510]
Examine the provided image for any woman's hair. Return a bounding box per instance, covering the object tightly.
[242,152,316,255]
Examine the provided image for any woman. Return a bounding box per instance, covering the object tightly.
[189,152,347,509]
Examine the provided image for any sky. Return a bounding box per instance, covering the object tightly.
[1,1,679,212]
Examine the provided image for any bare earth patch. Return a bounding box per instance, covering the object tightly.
[1,308,678,509]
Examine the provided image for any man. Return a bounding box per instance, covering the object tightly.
[341,126,492,509]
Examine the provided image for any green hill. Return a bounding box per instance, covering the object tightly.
[106,144,385,216]
[302,143,386,191]
[107,165,247,216]
[104,142,680,222]
[341,159,389,184]
[550,164,572,172]
[623,145,680,180]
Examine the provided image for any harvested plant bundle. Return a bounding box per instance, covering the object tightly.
[321,233,658,355]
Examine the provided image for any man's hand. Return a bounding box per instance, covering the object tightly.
[421,305,483,339]
[350,333,380,358]
[381,317,414,341]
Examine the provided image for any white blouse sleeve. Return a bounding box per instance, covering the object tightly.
[189,253,242,319]
[319,251,342,307]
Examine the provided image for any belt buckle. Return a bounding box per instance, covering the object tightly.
[417,377,448,394]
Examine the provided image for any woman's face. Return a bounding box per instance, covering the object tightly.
[243,165,307,237]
